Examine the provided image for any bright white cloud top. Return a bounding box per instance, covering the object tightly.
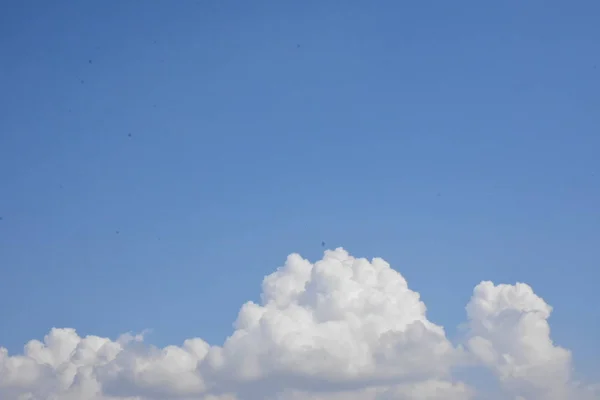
[0,248,597,400]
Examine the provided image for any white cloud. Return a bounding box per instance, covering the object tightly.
[0,248,596,400]
[465,281,573,400]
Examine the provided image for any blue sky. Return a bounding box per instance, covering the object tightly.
[1,0,599,391]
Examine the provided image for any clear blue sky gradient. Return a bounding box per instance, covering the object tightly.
[1,0,599,382]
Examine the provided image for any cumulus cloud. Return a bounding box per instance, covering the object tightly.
[465,281,573,400]
[0,248,596,400]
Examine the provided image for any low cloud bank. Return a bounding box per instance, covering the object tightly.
[1,248,597,400]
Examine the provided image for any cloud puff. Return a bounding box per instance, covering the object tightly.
[465,281,572,400]
[0,248,596,400]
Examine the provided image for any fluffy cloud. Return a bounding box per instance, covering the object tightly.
[0,248,596,400]
[465,281,572,400]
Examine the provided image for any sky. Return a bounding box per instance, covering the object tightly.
[1,1,599,399]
